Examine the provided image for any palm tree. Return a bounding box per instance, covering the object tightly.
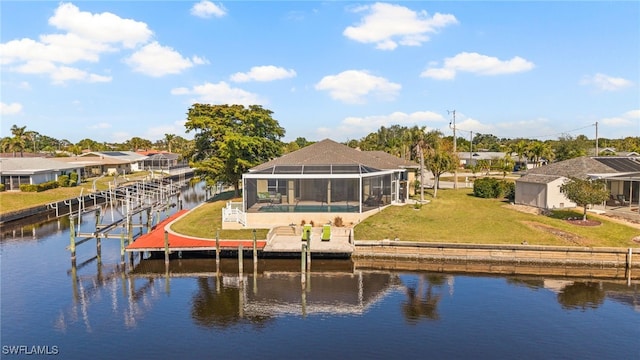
[527,141,554,167]
[10,125,27,157]
[509,139,528,169]
[164,133,176,153]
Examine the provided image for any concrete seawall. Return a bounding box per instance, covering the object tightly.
[354,240,640,269]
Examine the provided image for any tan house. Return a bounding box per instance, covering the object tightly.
[515,156,640,210]
[226,139,418,228]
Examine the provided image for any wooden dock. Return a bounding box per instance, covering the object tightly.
[125,211,354,258]
[125,210,267,253]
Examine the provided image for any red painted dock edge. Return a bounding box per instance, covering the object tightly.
[126,209,266,251]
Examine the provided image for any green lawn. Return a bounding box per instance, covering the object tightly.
[168,191,270,240]
[355,188,638,247]
[0,172,155,215]
[3,182,637,248]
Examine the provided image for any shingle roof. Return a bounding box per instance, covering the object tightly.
[250,139,416,172]
[524,156,616,178]
[516,173,563,184]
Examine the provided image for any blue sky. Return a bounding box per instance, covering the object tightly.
[1,1,638,144]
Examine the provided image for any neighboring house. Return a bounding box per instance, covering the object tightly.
[515,156,640,210]
[139,152,190,173]
[0,157,82,191]
[593,147,640,157]
[234,139,418,228]
[457,152,508,168]
[76,151,148,174]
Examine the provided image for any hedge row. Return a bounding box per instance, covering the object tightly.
[20,180,59,192]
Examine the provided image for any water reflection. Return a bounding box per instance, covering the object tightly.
[55,256,640,333]
[402,274,447,323]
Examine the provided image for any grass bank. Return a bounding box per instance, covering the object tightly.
[169,191,270,240]
[0,172,157,215]
[169,188,638,247]
[355,188,638,247]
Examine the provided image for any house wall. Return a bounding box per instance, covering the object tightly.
[229,208,386,229]
[32,172,57,185]
[545,177,576,209]
[515,182,548,208]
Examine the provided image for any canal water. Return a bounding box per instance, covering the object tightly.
[1,182,639,359]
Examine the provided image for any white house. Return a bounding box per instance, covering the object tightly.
[515,156,640,210]
[0,157,82,191]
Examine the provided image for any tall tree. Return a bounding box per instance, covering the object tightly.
[164,133,176,153]
[509,139,529,169]
[554,134,589,161]
[9,124,28,157]
[527,141,554,167]
[185,104,285,195]
[560,177,609,221]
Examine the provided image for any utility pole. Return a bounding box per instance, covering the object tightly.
[594,121,599,156]
[448,110,458,190]
[469,130,473,165]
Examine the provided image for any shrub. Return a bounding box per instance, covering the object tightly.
[39,181,59,191]
[0,184,4,192]
[473,177,501,198]
[69,172,79,186]
[333,216,344,227]
[20,184,39,192]
[473,178,514,200]
[58,175,70,187]
[502,181,515,202]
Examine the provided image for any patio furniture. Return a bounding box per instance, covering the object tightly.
[301,224,312,242]
[321,224,331,242]
[257,192,282,204]
[364,193,383,206]
[606,194,621,207]
[617,195,630,206]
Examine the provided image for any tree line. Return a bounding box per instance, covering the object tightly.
[3,105,639,198]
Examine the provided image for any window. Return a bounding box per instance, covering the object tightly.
[267,179,287,195]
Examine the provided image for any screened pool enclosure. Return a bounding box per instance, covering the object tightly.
[240,140,417,217]
[244,165,403,213]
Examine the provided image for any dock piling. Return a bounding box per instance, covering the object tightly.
[69,216,76,265]
[164,230,169,265]
[215,230,220,273]
[252,229,257,269]
[238,244,244,278]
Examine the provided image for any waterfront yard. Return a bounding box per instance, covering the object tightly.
[355,188,639,247]
[169,188,639,247]
[0,172,158,215]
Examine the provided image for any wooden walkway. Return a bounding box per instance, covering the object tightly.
[125,210,266,253]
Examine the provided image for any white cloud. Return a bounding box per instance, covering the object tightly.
[600,109,640,127]
[12,60,112,84]
[315,70,401,104]
[421,52,535,80]
[171,81,264,105]
[144,120,191,141]
[343,3,458,50]
[230,65,297,82]
[580,73,633,91]
[1,3,150,84]
[319,111,444,139]
[1,102,23,115]
[191,1,227,18]
[623,109,640,119]
[48,3,152,48]
[125,42,204,77]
